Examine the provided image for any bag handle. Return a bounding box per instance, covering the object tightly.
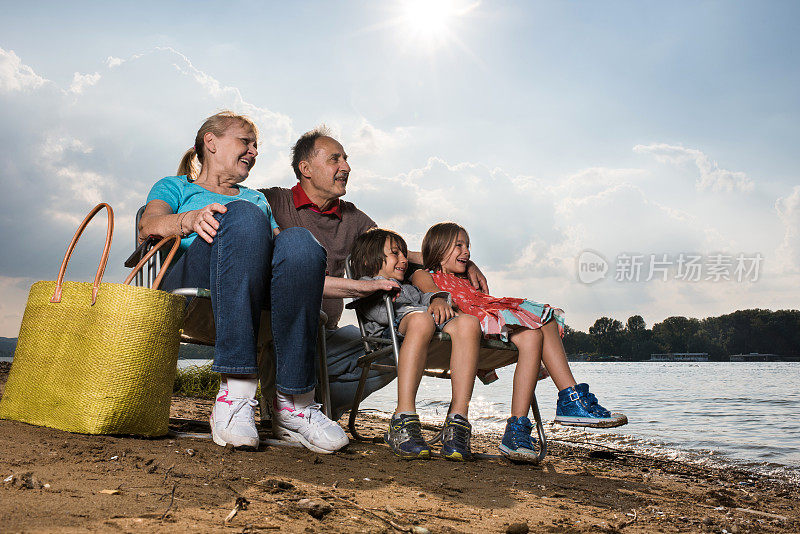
[51,203,114,305]
[122,234,182,290]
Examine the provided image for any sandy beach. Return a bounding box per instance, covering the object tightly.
[1,363,798,533]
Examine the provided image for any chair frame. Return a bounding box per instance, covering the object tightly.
[343,256,547,463]
[128,206,333,418]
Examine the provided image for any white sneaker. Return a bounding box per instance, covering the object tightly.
[273,402,349,454]
[210,390,260,448]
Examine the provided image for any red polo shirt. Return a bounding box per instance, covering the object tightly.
[291,183,342,219]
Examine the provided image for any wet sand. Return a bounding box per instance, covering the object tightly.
[1,363,798,533]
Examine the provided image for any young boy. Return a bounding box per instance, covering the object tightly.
[350,229,483,460]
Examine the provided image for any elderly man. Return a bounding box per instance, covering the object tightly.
[260,127,488,423]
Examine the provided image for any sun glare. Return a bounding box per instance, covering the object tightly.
[399,0,475,50]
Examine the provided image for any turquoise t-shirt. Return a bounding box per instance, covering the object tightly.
[146,175,279,253]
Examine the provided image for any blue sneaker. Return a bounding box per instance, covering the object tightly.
[385,413,431,459]
[440,414,473,461]
[554,383,628,428]
[499,416,540,463]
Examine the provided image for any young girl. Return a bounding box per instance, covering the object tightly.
[351,229,482,461]
[413,222,627,463]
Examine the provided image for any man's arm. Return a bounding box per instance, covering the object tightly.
[466,261,489,294]
[407,250,423,265]
[323,276,399,299]
[406,250,489,294]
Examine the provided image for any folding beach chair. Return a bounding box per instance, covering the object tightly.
[343,257,547,463]
[126,206,333,419]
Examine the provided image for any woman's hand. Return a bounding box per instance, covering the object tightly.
[428,297,455,325]
[184,203,227,243]
[466,261,489,294]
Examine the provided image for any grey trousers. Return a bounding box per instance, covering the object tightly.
[325,325,397,420]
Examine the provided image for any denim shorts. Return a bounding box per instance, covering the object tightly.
[380,310,456,341]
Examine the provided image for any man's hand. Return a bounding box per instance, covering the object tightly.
[428,297,455,325]
[360,278,400,298]
[466,261,489,294]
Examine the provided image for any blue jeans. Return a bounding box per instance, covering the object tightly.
[162,201,326,394]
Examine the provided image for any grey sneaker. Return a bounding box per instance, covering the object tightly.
[384,413,431,459]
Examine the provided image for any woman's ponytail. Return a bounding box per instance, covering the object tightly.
[177,147,199,180]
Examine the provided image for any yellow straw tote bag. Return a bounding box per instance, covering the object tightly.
[0,203,186,436]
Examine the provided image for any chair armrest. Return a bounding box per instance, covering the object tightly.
[345,287,399,310]
[124,235,158,268]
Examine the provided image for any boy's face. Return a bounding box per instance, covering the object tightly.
[376,237,408,282]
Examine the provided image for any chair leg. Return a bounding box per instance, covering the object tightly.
[316,321,333,419]
[256,312,276,429]
[347,363,382,442]
[530,395,548,463]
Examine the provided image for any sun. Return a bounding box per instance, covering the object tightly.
[398,0,477,50]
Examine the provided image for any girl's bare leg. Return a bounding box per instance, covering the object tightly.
[442,314,482,417]
[540,320,577,391]
[395,312,436,414]
[509,328,543,418]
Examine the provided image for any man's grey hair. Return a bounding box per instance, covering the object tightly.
[291,125,333,180]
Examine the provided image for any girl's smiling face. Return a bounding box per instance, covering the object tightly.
[376,236,408,281]
[440,230,470,274]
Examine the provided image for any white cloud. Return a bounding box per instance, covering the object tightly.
[633,143,754,193]
[105,56,123,68]
[0,47,49,92]
[346,119,413,157]
[161,47,294,147]
[775,185,800,273]
[68,71,101,94]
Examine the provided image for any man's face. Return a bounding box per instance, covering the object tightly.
[300,136,351,202]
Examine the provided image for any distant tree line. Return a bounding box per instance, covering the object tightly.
[563,309,800,361]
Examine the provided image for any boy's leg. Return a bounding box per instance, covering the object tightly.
[385,312,435,460]
[395,312,436,414]
[441,314,481,417]
[508,328,544,418]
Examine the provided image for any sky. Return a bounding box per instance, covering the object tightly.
[0,1,798,337]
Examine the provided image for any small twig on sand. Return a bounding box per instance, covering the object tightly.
[160,483,176,521]
[733,508,788,521]
[321,490,406,532]
[225,496,250,523]
[162,463,175,483]
[407,510,469,523]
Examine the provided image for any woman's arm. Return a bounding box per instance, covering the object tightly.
[138,199,228,244]
[323,276,399,299]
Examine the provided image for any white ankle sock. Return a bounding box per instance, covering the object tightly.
[226,376,258,399]
[275,390,315,412]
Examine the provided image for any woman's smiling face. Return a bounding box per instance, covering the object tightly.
[440,230,470,274]
[212,122,258,182]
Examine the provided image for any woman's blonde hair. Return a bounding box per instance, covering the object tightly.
[422,222,469,272]
[177,111,259,180]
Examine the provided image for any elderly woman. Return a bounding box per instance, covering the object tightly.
[140,111,348,453]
